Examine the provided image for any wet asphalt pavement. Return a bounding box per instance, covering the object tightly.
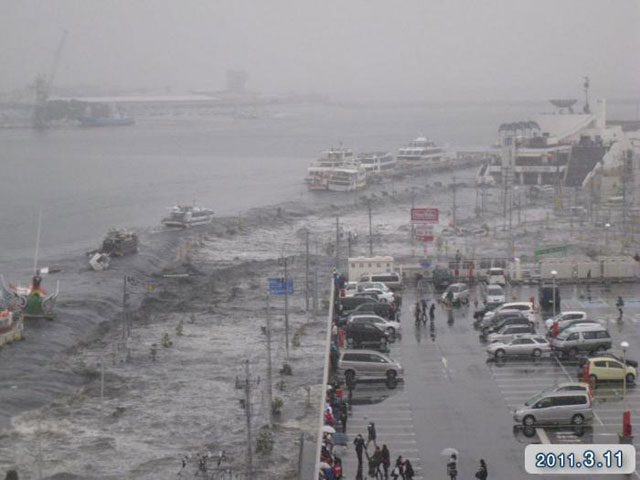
[338,281,640,479]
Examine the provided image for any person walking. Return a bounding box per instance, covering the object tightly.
[475,459,488,480]
[447,453,458,480]
[420,299,428,325]
[353,434,365,480]
[390,456,404,480]
[339,406,348,433]
[617,296,624,321]
[366,422,377,448]
[403,458,415,480]
[367,446,383,478]
[414,301,421,325]
[429,302,435,322]
[381,445,390,479]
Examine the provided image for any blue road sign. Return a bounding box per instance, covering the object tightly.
[268,278,294,295]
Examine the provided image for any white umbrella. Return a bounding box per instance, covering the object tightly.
[322,425,336,434]
[440,447,459,457]
[319,462,331,470]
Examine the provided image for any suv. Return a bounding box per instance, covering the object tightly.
[478,310,528,330]
[483,302,535,323]
[550,324,612,357]
[514,392,593,426]
[432,266,454,292]
[339,296,377,316]
[487,323,535,343]
[338,349,404,383]
[544,311,588,331]
[539,283,561,314]
[350,302,397,321]
[548,320,601,338]
[345,321,390,350]
[349,314,401,335]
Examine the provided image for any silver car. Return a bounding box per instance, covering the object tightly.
[513,391,593,426]
[487,324,535,344]
[338,349,404,383]
[486,334,551,359]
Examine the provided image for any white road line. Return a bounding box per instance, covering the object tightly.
[536,428,551,444]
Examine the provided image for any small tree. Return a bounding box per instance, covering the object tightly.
[255,426,274,454]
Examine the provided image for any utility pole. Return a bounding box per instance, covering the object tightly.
[265,296,273,428]
[122,275,128,341]
[313,239,319,314]
[411,188,416,245]
[283,257,290,359]
[305,230,310,312]
[368,200,373,256]
[244,359,253,479]
[452,175,457,228]
[502,167,509,231]
[335,215,340,270]
[347,232,352,257]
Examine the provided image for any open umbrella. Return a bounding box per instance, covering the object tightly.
[319,462,331,470]
[322,425,336,434]
[440,447,459,457]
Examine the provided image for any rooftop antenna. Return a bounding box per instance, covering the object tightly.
[583,76,591,114]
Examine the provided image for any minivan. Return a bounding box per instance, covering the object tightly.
[359,273,402,290]
[544,311,588,331]
[338,349,404,383]
[513,392,593,426]
[550,324,612,357]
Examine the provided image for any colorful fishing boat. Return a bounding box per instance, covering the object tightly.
[1,274,59,320]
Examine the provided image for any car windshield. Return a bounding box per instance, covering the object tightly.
[487,286,502,294]
[556,330,571,340]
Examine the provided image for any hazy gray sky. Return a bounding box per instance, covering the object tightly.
[1,0,638,100]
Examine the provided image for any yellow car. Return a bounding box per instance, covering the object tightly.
[587,357,636,384]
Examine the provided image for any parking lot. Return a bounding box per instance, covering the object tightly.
[337,282,640,479]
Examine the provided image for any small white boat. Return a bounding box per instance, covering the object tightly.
[0,310,24,347]
[305,148,355,191]
[162,205,214,228]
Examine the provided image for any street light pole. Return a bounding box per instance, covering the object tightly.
[622,341,629,408]
[551,270,558,318]
[605,223,611,254]
[368,201,373,256]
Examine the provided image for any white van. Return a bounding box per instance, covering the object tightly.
[359,272,402,290]
[488,267,506,286]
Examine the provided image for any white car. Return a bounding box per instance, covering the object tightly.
[441,283,470,304]
[485,284,505,306]
[349,314,402,335]
[484,302,536,323]
[362,288,395,304]
[357,281,392,293]
[488,267,506,286]
[486,334,551,359]
[344,281,358,297]
[487,324,535,344]
[544,311,588,331]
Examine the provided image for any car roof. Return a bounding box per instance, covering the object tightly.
[559,311,587,316]
[589,356,624,363]
[501,302,531,308]
[564,323,607,332]
[341,349,392,359]
[449,282,468,288]
[350,314,386,321]
[489,267,504,272]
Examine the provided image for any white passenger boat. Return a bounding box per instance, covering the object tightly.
[356,152,396,179]
[397,136,445,171]
[162,205,214,228]
[326,165,368,192]
[305,148,358,191]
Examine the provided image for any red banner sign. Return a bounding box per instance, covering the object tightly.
[415,224,434,242]
[411,207,439,223]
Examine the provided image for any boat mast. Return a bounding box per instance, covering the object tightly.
[33,209,42,274]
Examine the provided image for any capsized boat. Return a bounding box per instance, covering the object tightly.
[89,252,110,271]
[100,229,138,257]
[162,205,214,228]
[0,309,24,347]
[1,274,59,320]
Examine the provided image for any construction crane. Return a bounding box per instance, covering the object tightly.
[32,30,68,129]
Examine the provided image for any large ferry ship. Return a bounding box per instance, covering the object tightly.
[397,136,445,171]
[305,148,366,191]
[356,152,396,179]
[162,205,214,228]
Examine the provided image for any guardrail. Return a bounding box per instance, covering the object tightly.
[311,278,335,480]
